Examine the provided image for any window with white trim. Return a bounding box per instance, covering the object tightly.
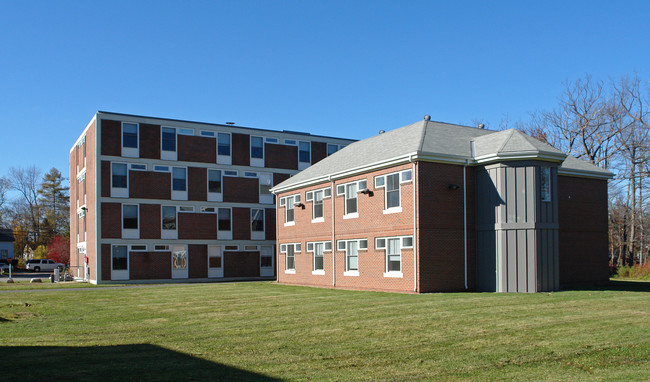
[298,141,311,165]
[306,187,330,221]
[280,243,301,271]
[251,136,264,161]
[172,167,187,191]
[207,169,222,197]
[280,194,300,224]
[327,143,339,156]
[218,133,231,156]
[112,245,128,270]
[162,206,177,231]
[122,123,138,149]
[375,236,412,276]
[251,208,264,235]
[218,208,231,232]
[336,180,366,217]
[337,239,367,275]
[161,127,176,153]
[111,163,127,196]
[374,170,412,211]
[307,241,331,273]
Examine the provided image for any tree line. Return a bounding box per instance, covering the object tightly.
[493,73,649,268]
[0,166,70,264]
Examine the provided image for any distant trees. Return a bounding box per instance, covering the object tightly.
[2,166,70,264]
[520,73,649,268]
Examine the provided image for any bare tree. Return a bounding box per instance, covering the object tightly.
[9,166,43,243]
[0,176,9,226]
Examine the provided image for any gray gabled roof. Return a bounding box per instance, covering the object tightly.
[272,118,613,193]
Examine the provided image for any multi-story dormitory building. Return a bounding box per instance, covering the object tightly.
[272,116,613,293]
[70,111,355,284]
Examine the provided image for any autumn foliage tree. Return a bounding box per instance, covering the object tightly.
[47,236,70,265]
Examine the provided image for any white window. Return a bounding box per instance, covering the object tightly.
[154,165,170,172]
[122,204,139,239]
[224,170,238,177]
[374,170,412,213]
[281,243,301,273]
[298,141,311,170]
[172,167,187,200]
[307,241,331,275]
[260,246,274,276]
[130,164,146,171]
[122,122,139,157]
[111,163,128,198]
[337,239,367,276]
[251,208,265,240]
[178,128,194,136]
[111,245,129,280]
[217,208,232,240]
[541,167,551,202]
[337,180,366,218]
[207,245,223,278]
[130,245,147,252]
[200,130,215,137]
[327,144,339,156]
[217,133,231,165]
[207,169,222,202]
[281,194,300,225]
[161,206,177,240]
[265,137,278,143]
[161,127,177,160]
[376,235,412,277]
[259,173,273,204]
[305,187,330,222]
[154,244,170,251]
[250,136,264,167]
[201,206,216,213]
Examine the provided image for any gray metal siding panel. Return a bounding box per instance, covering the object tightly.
[527,230,536,292]
[517,230,527,292]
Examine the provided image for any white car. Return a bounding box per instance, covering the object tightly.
[25,259,64,272]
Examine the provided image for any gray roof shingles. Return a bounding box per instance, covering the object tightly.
[274,118,613,192]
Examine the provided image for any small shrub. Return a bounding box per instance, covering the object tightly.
[615,264,650,280]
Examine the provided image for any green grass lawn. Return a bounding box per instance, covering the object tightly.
[0,281,648,381]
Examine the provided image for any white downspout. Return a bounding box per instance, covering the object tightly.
[331,176,336,287]
[463,159,468,290]
[412,158,418,292]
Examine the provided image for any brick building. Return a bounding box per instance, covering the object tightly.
[69,111,354,284]
[272,116,612,293]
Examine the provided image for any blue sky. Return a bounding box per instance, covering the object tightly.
[1,1,648,184]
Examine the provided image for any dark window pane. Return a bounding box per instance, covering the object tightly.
[209,256,222,268]
[252,209,264,232]
[261,256,272,268]
[218,208,231,231]
[251,136,263,159]
[123,205,138,229]
[218,133,230,156]
[162,206,176,230]
[208,170,222,193]
[162,127,176,151]
[172,168,186,191]
[123,124,138,148]
[299,141,310,163]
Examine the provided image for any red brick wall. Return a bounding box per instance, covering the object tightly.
[224,251,260,277]
[223,177,259,203]
[100,119,121,156]
[178,135,216,164]
[178,212,217,240]
[130,252,172,280]
[417,162,475,292]
[265,143,298,170]
[265,208,276,240]
[233,207,250,240]
[558,176,609,285]
[101,203,121,239]
[311,141,327,164]
[232,133,250,166]
[101,160,110,197]
[129,171,171,200]
[188,167,207,201]
[277,163,418,293]
[85,120,98,281]
[140,203,161,239]
[139,123,161,159]
[188,244,208,278]
[69,147,77,269]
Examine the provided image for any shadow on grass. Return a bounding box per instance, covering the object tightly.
[563,279,650,292]
[0,344,280,382]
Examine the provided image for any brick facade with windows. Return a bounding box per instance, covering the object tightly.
[273,117,612,293]
[70,111,354,284]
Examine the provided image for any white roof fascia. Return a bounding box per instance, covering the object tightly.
[70,113,97,153]
[558,167,614,180]
[271,153,417,194]
[412,153,470,165]
[474,151,566,164]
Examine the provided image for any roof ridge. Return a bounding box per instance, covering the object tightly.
[417,120,428,153]
[496,129,516,153]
